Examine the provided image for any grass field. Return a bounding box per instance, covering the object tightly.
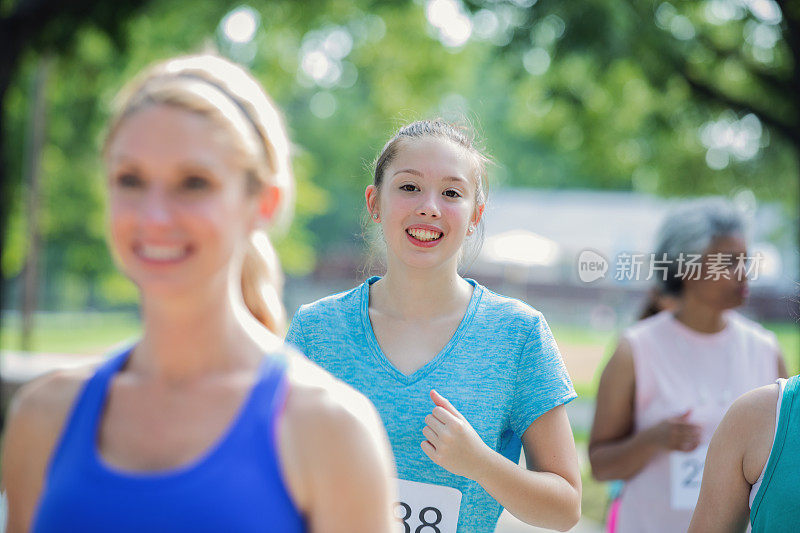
[2,312,797,385]
[1,312,141,354]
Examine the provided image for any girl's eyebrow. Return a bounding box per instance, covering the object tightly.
[393,168,423,177]
[392,168,467,184]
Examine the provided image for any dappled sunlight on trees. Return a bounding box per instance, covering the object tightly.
[1,0,797,310]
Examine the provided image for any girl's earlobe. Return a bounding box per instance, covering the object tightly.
[365,184,380,222]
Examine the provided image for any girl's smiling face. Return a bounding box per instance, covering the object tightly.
[367,136,484,272]
[106,104,260,297]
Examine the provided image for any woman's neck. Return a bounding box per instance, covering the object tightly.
[133,288,266,382]
[374,263,472,321]
[673,297,728,334]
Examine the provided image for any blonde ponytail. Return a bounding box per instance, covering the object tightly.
[241,230,286,334]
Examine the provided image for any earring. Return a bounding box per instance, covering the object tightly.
[467,224,475,235]
[372,213,379,220]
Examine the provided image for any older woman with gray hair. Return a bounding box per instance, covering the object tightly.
[588,198,787,533]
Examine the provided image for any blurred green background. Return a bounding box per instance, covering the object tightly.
[2,0,798,313]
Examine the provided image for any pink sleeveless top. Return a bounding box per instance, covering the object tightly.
[616,310,779,533]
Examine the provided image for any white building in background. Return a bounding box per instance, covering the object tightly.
[473,188,797,293]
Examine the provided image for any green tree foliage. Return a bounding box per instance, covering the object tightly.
[2,0,796,310]
[461,0,798,199]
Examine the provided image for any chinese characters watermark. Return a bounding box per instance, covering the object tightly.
[577,250,764,283]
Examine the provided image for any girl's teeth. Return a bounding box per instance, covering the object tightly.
[140,244,187,261]
[408,228,442,242]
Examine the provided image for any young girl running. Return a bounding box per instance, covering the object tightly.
[286,120,581,533]
[1,54,395,533]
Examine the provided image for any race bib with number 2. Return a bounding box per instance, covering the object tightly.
[394,478,462,533]
[669,444,709,510]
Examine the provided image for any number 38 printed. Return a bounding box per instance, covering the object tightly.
[394,501,443,533]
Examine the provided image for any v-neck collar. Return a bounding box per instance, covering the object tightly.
[359,276,483,385]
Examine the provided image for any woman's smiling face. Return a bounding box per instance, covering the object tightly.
[368,136,483,272]
[106,104,259,297]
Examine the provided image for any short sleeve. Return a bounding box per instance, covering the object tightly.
[509,312,577,437]
[285,307,308,353]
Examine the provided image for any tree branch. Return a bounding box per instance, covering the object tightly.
[623,0,798,149]
[678,65,799,143]
[692,33,793,98]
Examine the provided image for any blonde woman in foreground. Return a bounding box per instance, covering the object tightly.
[1,54,395,533]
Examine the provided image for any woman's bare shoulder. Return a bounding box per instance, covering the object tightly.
[275,352,395,518]
[2,364,99,531]
[718,383,780,484]
[3,365,99,464]
[6,365,97,437]
[283,352,388,446]
[724,383,779,432]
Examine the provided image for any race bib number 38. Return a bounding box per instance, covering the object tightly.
[394,478,462,533]
[669,445,709,510]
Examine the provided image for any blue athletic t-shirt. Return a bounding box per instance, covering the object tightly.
[286,277,576,533]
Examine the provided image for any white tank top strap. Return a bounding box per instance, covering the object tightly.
[749,378,787,509]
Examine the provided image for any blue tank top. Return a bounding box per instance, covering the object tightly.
[33,347,306,532]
